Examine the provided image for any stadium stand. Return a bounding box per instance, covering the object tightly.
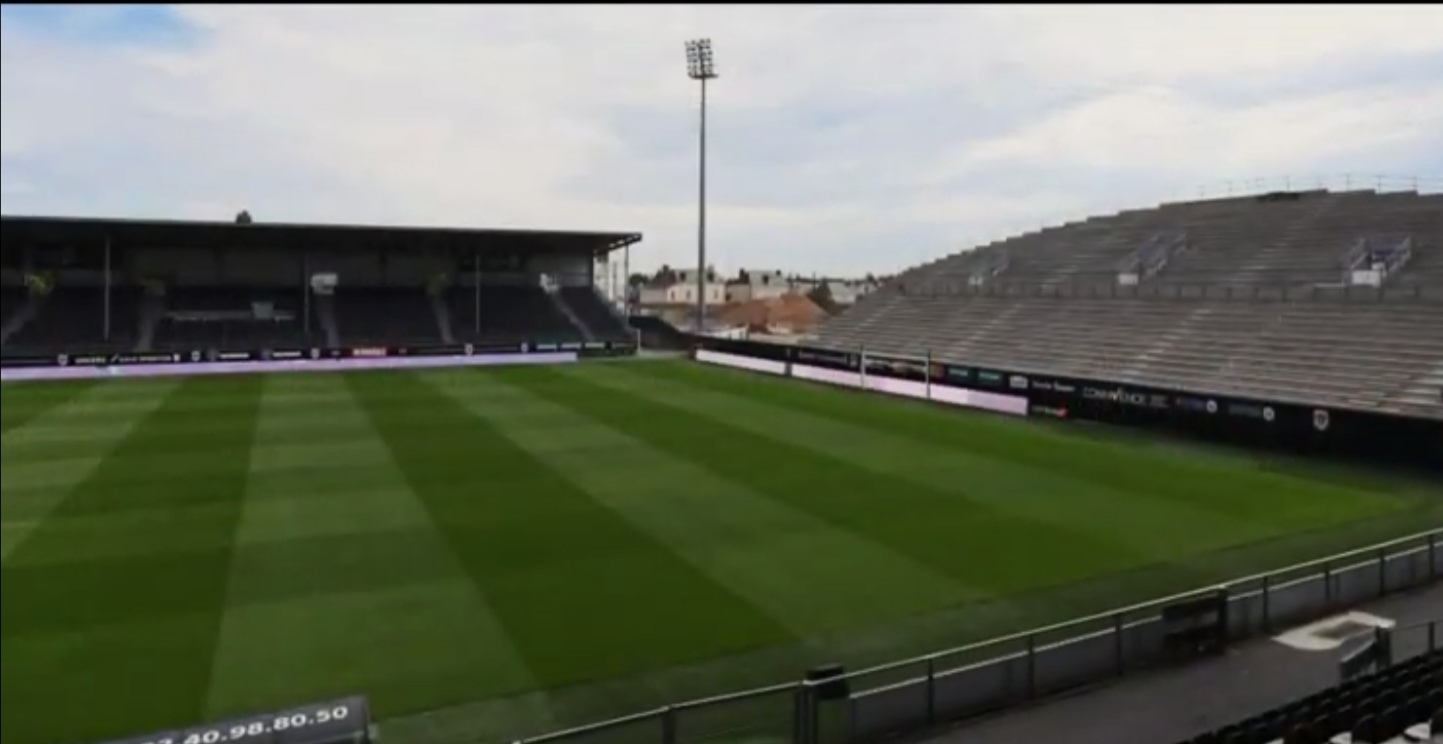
[445,284,582,345]
[151,285,312,352]
[332,286,442,347]
[557,285,632,342]
[0,216,641,359]
[1175,649,1440,744]
[818,188,1443,419]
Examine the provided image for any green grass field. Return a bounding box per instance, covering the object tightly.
[3,359,1440,744]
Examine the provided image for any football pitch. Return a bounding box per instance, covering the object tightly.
[3,359,1439,744]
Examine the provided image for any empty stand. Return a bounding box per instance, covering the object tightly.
[558,286,630,342]
[820,188,1443,419]
[1176,648,1440,744]
[331,287,440,347]
[152,286,313,351]
[899,189,1442,291]
[445,285,582,345]
[3,286,142,354]
[1,284,28,344]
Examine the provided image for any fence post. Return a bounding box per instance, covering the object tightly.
[1377,546,1387,598]
[791,683,808,744]
[926,656,936,725]
[1430,533,1438,580]
[1323,560,1333,608]
[662,705,676,744]
[1113,612,1125,675]
[1261,573,1272,634]
[1025,633,1037,700]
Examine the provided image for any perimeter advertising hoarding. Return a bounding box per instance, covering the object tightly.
[0,340,636,369]
[691,337,1443,473]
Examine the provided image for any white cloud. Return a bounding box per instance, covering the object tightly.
[3,4,1441,276]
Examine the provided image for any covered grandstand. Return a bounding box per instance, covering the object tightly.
[0,215,641,361]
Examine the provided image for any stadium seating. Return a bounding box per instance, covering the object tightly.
[819,188,1443,419]
[0,282,626,356]
[558,286,630,342]
[4,286,142,354]
[332,287,442,347]
[1,284,28,338]
[897,189,1441,289]
[148,286,314,351]
[1175,649,1440,744]
[445,285,582,345]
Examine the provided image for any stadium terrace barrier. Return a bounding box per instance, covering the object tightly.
[694,349,787,375]
[687,337,1443,473]
[695,348,1032,418]
[510,530,1441,744]
[0,340,636,383]
[0,351,578,382]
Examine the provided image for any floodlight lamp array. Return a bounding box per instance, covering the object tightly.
[684,38,717,80]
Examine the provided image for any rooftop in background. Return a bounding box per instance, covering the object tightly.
[0,215,643,258]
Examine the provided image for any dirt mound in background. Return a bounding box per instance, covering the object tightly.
[717,294,827,331]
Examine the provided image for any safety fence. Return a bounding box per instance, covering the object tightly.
[510,529,1441,744]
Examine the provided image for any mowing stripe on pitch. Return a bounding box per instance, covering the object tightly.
[434,369,977,638]
[591,363,1275,559]
[0,379,98,435]
[646,361,1400,529]
[347,369,791,690]
[207,373,549,725]
[1,378,180,562]
[1,375,264,744]
[533,364,1146,594]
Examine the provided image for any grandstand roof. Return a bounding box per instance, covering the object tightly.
[0,214,642,257]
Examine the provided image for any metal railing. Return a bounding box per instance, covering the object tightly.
[940,174,1441,251]
[510,528,1441,744]
[904,279,1443,303]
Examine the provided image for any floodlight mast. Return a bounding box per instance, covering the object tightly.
[685,38,717,332]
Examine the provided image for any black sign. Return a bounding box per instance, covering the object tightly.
[791,347,858,371]
[935,363,972,386]
[863,352,928,382]
[0,338,632,370]
[1174,396,1211,414]
[0,354,60,368]
[1226,402,1276,422]
[976,370,1003,387]
[1079,385,1170,410]
[1029,378,1078,395]
[95,696,369,744]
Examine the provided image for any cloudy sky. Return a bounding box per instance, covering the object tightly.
[3,5,1442,275]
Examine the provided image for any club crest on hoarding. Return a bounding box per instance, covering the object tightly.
[1313,409,1330,432]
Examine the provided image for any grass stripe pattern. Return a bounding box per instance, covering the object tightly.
[2,359,1438,744]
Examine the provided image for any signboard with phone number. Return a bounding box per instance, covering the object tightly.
[95,696,369,744]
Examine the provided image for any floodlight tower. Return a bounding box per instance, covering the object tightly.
[685,38,717,332]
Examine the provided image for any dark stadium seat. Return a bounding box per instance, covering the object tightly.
[446,285,581,345]
[1175,650,1442,744]
[152,286,312,351]
[3,286,141,354]
[558,286,630,341]
[0,284,24,326]
[332,287,441,347]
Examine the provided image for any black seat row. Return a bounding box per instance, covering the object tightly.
[1178,650,1441,744]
